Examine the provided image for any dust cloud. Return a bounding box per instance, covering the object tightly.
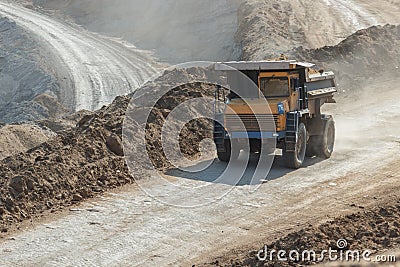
[34,0,242,63]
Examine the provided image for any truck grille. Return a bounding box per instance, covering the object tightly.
[225,114,279,131]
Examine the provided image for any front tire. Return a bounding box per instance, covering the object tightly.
[283,122,307,169]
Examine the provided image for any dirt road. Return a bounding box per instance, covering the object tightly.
[0,1,161,111]
[0,78,399,266]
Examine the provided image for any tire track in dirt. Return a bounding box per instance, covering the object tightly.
[321,0,378,30]
[0,2,161,111]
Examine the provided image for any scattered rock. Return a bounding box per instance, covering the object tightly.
[9,176,26,195]
[86,208,100,213]
[106,133,124,156]
[69,208,84,212]
[389,229,399,238]
[72,194,83,202]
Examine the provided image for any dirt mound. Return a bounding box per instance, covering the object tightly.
[0,124,53,160]
[32,93,69,119]
[237,0,400,61]
[36,109,94,134]
[0,107,93,161]
[289,24,400,92]
[236,0,306,61]
[0,67,216,233]
[207,200,400,266]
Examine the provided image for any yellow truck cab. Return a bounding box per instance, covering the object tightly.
[214,60,337,168]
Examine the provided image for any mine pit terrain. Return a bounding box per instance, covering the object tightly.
[0,0,399,266]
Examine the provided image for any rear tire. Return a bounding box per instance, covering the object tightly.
[283,123,307,169]
[306,117,335,158]
[217,140,240,162]
[318,117,335,158]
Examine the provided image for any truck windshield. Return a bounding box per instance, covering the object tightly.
[260,77,290,98]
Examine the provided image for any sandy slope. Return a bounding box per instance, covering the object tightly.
[0,1,161,111]
[33,0,400,63]
[238,0,400,60]
[0,124,53,160]
[33,0,242,64]
[0,16,62,123]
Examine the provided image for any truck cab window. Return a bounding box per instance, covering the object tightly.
[260,77,290,98]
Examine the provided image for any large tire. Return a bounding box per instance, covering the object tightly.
[317,117,335,158]
[283,123,307,169]
[306,117,335,159]
[217,140,240,162]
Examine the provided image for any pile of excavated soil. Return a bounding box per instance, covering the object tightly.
[207,200,400,266]
[0,108,94,161]
[0,67,217,233]
[289,24,400,93]
[34,109,93,134]
[236,0,306,61]
[237,0,400,61]
[0,124,53,160]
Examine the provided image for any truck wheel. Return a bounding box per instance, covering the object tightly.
[217,140,240,162]
[284,123,307,169]
[317,117,335,158]
[306,117,335,158]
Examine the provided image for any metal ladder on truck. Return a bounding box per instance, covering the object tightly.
[213,85,227,152]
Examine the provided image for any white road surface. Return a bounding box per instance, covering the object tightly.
[322,0,379,29]
[0,1,161,111]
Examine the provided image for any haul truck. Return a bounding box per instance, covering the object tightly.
[213,60,337,168]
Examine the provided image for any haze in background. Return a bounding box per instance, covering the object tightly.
[34,0,242,64]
